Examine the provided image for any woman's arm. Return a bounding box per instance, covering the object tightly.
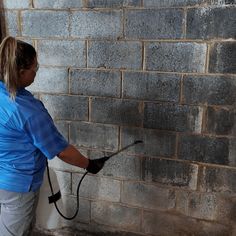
[57,144,89,169]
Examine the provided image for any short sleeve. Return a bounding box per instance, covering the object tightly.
[24,112,69,159]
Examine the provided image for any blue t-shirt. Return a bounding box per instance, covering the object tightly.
[0,81,69,192]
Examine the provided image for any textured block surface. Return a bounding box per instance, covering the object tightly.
[121,127,176,157]
[3,0,29,8]
[41,95,88,121]
[125,9,184,39]
[178,135,230,165]
[183,75,236,105]
[70,69,120,97]
[142,157,198,190]
[29,67,69,93]
[91,201,141,231]
[122,182,175,210]
[144,103,203,132]
[88,41,142,69]
[186,7,236,39]
[209,42,236,74]
[86,0,142,7]
[22,11,70,37]
[71,11,122,39]
[123,72,181,102]
[70,122,119,151]
[33,0,83,8]
[91,97,143,126]
[144,0,208,7]
[38,40,86,67]
[146,42,207,72]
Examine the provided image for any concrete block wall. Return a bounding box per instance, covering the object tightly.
[1,0,236,235]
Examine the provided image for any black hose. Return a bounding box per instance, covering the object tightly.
[47,140,143,220]
[46,161,88,220]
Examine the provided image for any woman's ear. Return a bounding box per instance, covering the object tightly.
[18,69,26,80]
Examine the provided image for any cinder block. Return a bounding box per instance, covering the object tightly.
[101,153,141,180]
[222,204,236,229]
[3,0,29,8]
[145,42,206,73]
[88,41,142,70]
[86,0,142,8]
[41,94,88,121]
[123,72,181,102]
[200,166,236,193]
[121,182,175,210]
[61,196,90,223]
[206,107,235,135]
[70,121,119,151]
[176,192,219,221]
[144,0,208,7]
[33,0,83,8]
[229,139,236,167]
[210,0,236,5]
[125,9,184,39]
[176,192,236,226]
[54,170,71,195]
[71,11,122,39]
[90,97,143,126]
[91,201,141,232]
[4,11,19,36]
[186,7,236,39]
[142,210,230,235]
[183,75,236,105]
[72,174,121,202]
[70,69,120,97]
[54,121,69,141]
[121,127,176,157]
[215,196,236,225]
[37,40,86,67]
[209,42,236,74]
[29,67,69,93]
[144,103,203,133]
[178,135,230,165]
[142,157,198,190]
[22,10,70,37]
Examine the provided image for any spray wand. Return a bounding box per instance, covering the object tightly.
[46,140,143,220]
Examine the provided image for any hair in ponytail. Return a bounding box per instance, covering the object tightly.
[0,36,36,98]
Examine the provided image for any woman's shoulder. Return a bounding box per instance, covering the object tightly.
[16,89,47,119]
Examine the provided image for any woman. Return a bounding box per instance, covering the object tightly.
[0,36,104,236]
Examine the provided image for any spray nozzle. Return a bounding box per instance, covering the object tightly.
[98,140,143,162]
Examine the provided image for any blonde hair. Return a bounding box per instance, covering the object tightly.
[0,36,36,98]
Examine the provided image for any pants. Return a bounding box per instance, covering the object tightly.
[0,189,39,236]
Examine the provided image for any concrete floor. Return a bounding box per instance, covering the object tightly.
[32,227,129,236]
[32,228,137,236]
[32,226,140,236]
[32,228,96,236]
